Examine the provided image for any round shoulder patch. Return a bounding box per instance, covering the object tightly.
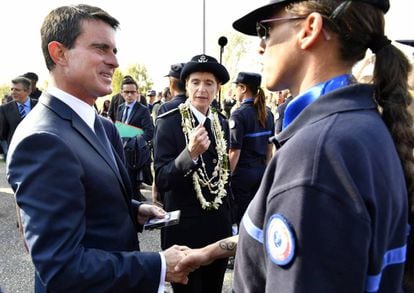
[265,214,295,266]
[229,119,236,129]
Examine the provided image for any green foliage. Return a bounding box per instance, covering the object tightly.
[125,63,154,94]
[0,84,10,104]
[111,69,124,94]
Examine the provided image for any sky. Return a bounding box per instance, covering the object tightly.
[0,0,412,91]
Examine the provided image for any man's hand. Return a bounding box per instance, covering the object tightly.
[174,247,209,273]
[137,203,166,225]
[162,245,194,284]
[187,124,210,160]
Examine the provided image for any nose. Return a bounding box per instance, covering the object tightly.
[107,50,119,68]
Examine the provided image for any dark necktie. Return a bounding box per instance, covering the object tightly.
[18,104,26,118]
[204,117,215,145]
[94,115,118,169]
[122,106,130,123]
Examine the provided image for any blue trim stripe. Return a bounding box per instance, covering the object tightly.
[365,245,407,292]
[242,213,264,244]
[244,131,272,138]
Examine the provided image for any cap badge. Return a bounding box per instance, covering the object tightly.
[266,213,295,266]
[198,55,209,63]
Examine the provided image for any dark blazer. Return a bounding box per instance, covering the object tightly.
[154,108,232,292]
[117,102,154,142]
[157,94,187,116]
[7,94,161,292]
[154,108,232,248]
[0,98,38,144]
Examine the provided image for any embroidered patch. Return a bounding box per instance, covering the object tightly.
[266,214,295,266]
[229,119,236,129]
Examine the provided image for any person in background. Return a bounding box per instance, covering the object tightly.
[117,77,154,201]
[98,99,110,117]
[154,54,232,293]
[228,72,274,227]
[157,62,187,116]
[176,0,414,291]
[22,72,42,99]
[221,88,237,119]
[0,76,38,157]
[151,90,163,121]
[108,75,133,122]
[146,89,157,112]
[6,5,192,292]
[162,87,172,103]
[274,89,293,134]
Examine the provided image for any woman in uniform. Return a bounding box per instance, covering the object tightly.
[229,72,274,226]
[176,0,414,291]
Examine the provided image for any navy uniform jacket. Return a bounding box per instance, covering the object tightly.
[7,94,162,292]
[233,84,408,292]
[117,102,154,142]
[0,98,38,144]
[154,108,232,249]
[229,100,274,167]
[157,94,187,116]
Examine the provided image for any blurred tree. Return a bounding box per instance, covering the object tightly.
[0,84,10,104]
[125,64,153,94]
[111,68,124,94]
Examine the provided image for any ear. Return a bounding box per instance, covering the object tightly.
[48,41,68,66]
[297,12,324,50]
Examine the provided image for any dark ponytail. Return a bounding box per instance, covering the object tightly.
[373,43,414,284]
[248,85,267,127]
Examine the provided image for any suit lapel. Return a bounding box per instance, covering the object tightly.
[117,104,124,122]
[127,103,138,123]
[42,94,129,199]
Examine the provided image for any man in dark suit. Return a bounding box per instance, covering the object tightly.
[0,76,38,156]
[116,77,154,201]
[154,54,233,293]
[6,5,191,292]
[116,78,154,143]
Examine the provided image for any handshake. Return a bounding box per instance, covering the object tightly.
[138,204,238,284]
[162,244,217,284]
[162,235,238,284]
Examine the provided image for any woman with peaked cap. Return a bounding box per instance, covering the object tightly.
[175,0,414,292]
[229,72,274,227]
[153,54,232,292]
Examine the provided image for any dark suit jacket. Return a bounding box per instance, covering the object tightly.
[7,94,161,292]
[157,94,187,116]
[117,102,154,142]
[0,98,38,144]
[154,108,232,250]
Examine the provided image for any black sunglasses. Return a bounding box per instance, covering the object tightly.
[256,16,306,40]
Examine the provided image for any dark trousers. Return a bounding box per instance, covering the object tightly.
[171,258,228,293]
[231,165,266,225]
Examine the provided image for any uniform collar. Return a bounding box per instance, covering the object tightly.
[189,103,213,125]
[242,97,254,104]
[283,74,352,129]
[275,83,377,146]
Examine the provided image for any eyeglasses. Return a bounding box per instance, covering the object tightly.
[256,16,306,40]
[122,90,137,95]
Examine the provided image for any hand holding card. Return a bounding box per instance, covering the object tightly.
[144,210,181,230]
